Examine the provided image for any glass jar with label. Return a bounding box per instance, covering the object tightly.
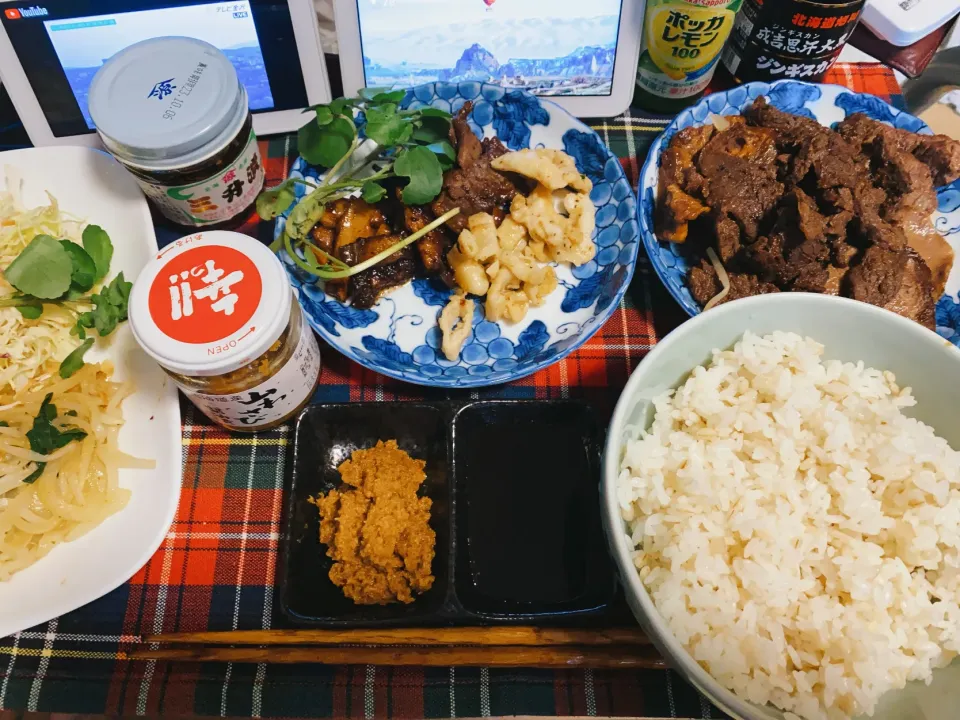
[89,37,264,230]
[128,231,322,432]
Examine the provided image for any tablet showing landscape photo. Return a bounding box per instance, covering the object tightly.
[356,0,623,97]
[43,1,275,129]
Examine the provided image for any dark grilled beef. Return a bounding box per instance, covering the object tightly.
[404,205,454,274]
[656,95,960,328]
[431,102,519,233]
[656,125,715,242]
[688,259,779,308]
[914,135,960,186]
[882,248,936,329]
[697,123,782,242]
[845,245,907,308]
[340,234,418,309]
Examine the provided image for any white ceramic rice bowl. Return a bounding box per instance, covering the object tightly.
[602,293,960,720]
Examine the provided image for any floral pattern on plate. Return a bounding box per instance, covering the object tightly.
[638,79,960,348]
[276,82,640,387]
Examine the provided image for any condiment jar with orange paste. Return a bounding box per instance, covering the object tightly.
[128,231,322,431]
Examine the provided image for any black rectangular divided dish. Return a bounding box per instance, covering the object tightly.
[280,400,616,627]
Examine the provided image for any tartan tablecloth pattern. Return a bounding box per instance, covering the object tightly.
[0,66,902,719]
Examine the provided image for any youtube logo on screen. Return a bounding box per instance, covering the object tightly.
[4,6,48,19]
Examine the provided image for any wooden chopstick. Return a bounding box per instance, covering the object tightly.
[143,627,650,647]
[124,644,664,669]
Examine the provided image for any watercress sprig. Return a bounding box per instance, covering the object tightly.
[1,226,131,378]
[256,89,457,280]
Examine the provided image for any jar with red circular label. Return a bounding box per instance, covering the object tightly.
[128,231,322,431]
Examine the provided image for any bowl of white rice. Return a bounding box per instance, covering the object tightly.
[603,293,960,720]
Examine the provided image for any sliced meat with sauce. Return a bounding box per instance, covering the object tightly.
[882,248,936,329]
[744,233,788,284]
[403,205,455,275]
[914,134,960,186]
[655,97,954,327]
[871,136,937,217]
[309,224,336,256]
[335,199,389,250]
[341,234,418,309]
[845,245,907,308]
[887,206,955,297]
[431,102,520,233]
[715,214,742,263]
[839,113,960,187]
[777,188,825,244]
[688,259,779,308]
[657,184,710,243]
[699,155,782,241]
[660,125,714,192]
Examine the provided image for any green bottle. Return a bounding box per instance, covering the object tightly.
[634,0,744,114]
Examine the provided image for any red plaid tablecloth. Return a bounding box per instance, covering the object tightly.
[0,65,902,720]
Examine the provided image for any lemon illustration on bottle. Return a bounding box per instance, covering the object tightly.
[635,0,743,112]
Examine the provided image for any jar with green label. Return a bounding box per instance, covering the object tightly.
[634,0,744,114]
[89,36,264,230]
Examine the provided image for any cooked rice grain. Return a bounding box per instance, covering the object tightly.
[618,331,960,720]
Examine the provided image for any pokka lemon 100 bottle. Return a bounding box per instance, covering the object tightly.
[634,0,744,114]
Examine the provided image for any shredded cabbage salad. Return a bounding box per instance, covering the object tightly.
[0,168,88,391]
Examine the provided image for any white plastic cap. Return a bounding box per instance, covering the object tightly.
[89,36,247,170]
[128,231,292,377]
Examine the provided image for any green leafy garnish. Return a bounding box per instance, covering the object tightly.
[16,304,42,320]
[1,227,130,376]
[59,338,94,379]
[394,147,443,205]
[23,393,88,483]
[61,240,97,293]
[256,178,300,221]
[81,225,113,280]
[361,181,387,203]
[73,273,132,340]
[300,115,356,168]
[4,234,73,299]
[258,90,457,277]
[364,105,413,147]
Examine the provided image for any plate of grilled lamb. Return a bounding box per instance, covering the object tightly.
[640,79,960,346]
[275,82,640,387]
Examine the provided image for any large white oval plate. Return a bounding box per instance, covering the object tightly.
[0,146,181,638]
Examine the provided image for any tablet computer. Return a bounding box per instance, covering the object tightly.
[334,0,642,118]
[0,0,331,146]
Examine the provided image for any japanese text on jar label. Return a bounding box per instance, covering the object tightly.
[180,314,321,428]
[133,128,264,227]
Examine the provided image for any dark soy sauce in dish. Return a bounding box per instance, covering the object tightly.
[455,403,600,607]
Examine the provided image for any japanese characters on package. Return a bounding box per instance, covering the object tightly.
[137,129,264,227]
[721,0,866,83]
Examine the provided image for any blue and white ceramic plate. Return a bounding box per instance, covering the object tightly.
[276,82,640,387]
[638,79,960,348]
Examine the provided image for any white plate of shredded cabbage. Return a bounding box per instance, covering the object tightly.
[0,146,181,638]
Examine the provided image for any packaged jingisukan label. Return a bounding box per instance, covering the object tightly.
[128,231,321,431]
[721,0,866,84]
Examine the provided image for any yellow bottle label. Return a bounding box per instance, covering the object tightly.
[637,0,743,100]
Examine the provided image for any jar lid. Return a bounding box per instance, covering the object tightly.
[129,231,292,377]
[89,37,247,171]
